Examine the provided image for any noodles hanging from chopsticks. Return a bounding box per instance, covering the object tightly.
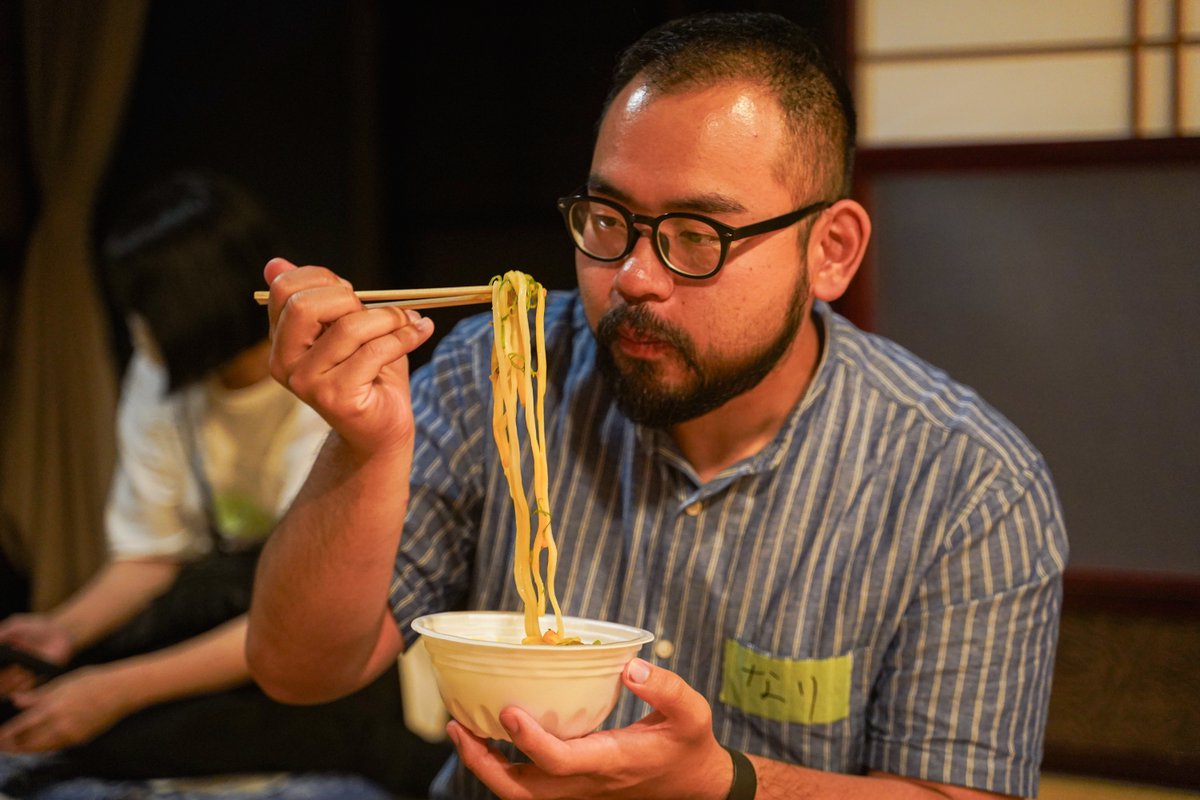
[489,272,578,645]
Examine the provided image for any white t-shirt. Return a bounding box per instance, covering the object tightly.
[105,348,329,560]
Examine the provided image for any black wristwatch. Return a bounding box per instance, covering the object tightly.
[723,746,757,800]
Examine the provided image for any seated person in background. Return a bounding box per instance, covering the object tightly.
[0,172,449,795]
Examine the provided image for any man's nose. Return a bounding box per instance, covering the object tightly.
[613,225,673,303]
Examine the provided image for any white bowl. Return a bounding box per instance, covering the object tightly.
[411,610,654,741]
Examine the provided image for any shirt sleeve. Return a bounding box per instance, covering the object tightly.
[388,318,494,646]
[865,457,1068,798]
[105,351,209,560]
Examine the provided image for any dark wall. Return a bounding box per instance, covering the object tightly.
[101,0,369,278]
[872,166,1200,575]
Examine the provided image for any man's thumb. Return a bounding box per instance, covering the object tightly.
[621,657,694,714]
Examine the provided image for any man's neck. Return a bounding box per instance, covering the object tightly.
[668,308,823,484]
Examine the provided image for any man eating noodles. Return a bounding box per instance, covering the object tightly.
[247,12,1067,800]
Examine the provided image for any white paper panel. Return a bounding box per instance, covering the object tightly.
[1139,47,1173,135]
[1140,0,1174,39]
[1186,0,1200,36]
[1186,46,1200,134]
[859,0,1130,54]
[860,52,1131,145]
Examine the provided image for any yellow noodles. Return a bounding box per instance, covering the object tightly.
[489,272,578,645]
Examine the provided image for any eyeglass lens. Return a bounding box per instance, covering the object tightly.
[565,199,722,276]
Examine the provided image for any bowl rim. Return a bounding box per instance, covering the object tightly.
[411,610,655,651]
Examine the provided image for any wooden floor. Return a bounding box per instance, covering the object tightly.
[1040,774,1200,799]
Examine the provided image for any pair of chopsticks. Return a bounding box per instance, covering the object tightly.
[253,285,493,311]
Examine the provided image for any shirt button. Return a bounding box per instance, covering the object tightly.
[654,639,675,660]
[684,502,702,517]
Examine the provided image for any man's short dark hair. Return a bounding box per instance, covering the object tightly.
[602,11,855,200]
[102,171,281,391]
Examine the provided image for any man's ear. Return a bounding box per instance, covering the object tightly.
[806,199,871,303]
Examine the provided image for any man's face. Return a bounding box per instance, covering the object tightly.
[577,80,817,428]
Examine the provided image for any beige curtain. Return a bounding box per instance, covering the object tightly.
[0,1,149,610]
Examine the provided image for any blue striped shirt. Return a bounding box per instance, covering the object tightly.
[390,293,1067,799]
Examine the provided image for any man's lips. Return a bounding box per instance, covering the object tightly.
[614,325,670,357]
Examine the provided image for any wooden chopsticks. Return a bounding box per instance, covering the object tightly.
[253,285,492,311]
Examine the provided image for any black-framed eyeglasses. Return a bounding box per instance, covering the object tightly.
[556,189,833,279]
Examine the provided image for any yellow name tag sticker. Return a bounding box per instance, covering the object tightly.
[719,639,853,725]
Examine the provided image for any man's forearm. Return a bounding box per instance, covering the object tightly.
[750,757,1014,800]
[246,431,409,704]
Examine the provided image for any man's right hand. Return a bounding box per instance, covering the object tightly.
[248,258,426,703]
[0,615,72,696]
[262,258,435,458]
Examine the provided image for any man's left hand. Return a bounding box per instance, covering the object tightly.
[449,658,733,800]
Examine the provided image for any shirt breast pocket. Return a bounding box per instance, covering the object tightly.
[717,638,870,771]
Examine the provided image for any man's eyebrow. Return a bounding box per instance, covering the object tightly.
[587,175,747,216]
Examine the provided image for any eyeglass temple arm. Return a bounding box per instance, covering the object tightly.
[724,200,834,241]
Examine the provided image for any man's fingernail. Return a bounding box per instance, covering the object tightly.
[627,657,651,684]
[403,310,431,330]
[500,709,520,735]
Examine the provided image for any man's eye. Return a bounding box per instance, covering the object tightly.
[679,229,719,246]
[593,213,623,230]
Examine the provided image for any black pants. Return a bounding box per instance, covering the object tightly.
[52,661,450,796]
[4,550,451,797]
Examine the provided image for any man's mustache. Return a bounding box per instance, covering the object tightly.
[595,303,701,373]
[597,304,678,348]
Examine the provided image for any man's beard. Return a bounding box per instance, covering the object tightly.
[593,271,809,429]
